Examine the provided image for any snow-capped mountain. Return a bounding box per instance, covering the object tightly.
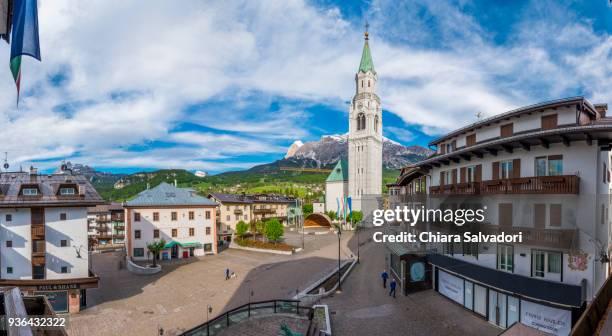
[256,134,432,172]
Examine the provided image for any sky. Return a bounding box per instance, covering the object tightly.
[0,0,610,174]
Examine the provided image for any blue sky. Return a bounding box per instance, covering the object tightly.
[0,0,610,174]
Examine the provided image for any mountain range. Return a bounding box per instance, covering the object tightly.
[247,134,432,173]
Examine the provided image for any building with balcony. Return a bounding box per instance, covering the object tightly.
[87,202,125,248]
[389,97,612,335]
[207,193,298,242]
[125,183,218,261]
[0,168,104,313]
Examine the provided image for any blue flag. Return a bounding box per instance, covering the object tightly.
[10,0,41,103]
[347,197,352,217]
[336,197,340,217]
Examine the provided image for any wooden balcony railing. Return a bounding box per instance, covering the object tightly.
[481,224,578,250]
[429,175,579,196]
[253,208,274,214]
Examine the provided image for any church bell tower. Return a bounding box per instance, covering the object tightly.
[348,26,383,211]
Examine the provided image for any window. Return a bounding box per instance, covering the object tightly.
[205,211,210,219]
[443,171,452,185]
[550,204,562,227]
[133,248,144,257]
[443,242,454,255]
[206,227,211,235]
[6,240,12,247]
[235,215,239,221]
[357,113,366,130]
[189,228,195,236]
[500,160,513,179]
[153,229,160,238]
[22,188,38,196]
[226,205,230,211]
[6,267,13,274]
[466,166,476,183]
[500,123,513,138]
[135,230,141,239]
[204,243,212,252]
[5,214,11,222]
[535,155,563,176]
[499,203,513,227]
[134,212,141,221]
[171,212,177,221]
[466,134,476,146]
[60,240,68,247]
[374,115,379,133]
[33,240,44,253]
[189,211,195,220]
[59,187,75,195]
[498,245,514,272]
[532,250,562,278]
[226,215,230,221]
[446,143,452,153]
[172,229,177,238]
[244,215,248,221]
[60,213,67,221]
[153,212,159,221]
[541,114,558,130]
[61,266,68,274]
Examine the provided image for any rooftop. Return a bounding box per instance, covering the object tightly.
[208,193,297,204]
[0,171,104,207]
[326,159,348,182]
[126,182,217,207]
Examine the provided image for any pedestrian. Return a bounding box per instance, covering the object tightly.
[225,268,230,280]
[381,270,388,288]
[389,278,397,298]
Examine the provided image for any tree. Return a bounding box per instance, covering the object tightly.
[236,221,248,239]
[302,204,313,217]
[264,218,284,243]
[146,239,166,267]
[348,211,363,223]
[255,221,266,240]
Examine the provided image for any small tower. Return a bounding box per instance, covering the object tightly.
[348,25,383,211]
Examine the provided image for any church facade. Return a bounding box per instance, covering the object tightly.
[348,30,383,211]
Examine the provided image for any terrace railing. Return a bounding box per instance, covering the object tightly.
[181,299,312,336]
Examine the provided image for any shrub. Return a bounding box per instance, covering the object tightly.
[348,211,363,223]
[264,218,284,243]
[302,204,313,217]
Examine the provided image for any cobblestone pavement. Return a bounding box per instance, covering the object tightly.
[321,233,501,336]
[68,231,349,336]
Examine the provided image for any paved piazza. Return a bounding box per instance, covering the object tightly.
[67,229,500,336]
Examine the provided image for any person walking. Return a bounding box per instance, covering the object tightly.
[389,278,397,298]
[381,270,388,288]
[225,268,230,280]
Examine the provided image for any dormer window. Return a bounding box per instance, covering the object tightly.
[22,188,39,196]
[60,187,76,195]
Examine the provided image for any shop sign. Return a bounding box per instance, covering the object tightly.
[521,300,571,336]
[438,270,463,304]
[36,283,79,291]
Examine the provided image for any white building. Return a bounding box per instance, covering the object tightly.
[348,29,382,212]
[125,183,218,261]
[0,169,104,313]
[389,97,612,335]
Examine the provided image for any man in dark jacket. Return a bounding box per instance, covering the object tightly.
[381,270,389,288]
[389,278,397,298]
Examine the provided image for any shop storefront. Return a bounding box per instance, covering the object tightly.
[430,254,581,336]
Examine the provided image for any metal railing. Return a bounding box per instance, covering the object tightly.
[181,299,312,336]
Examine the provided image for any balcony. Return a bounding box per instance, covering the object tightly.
[430,175,579,196]
[480,224,578,250]
[234,209,243,215]
[253,208,274,215]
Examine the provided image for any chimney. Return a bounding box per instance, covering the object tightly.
[595,104,608,118]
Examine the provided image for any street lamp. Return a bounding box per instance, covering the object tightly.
[206,304,212,336]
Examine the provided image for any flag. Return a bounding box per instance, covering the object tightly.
[336,197,340,218]
[10,0,41,104]
[347,196,352,218]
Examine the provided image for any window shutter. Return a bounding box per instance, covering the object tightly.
[513,159,521,178]
[499,203,513,227]
[500,123,513,138]
[541,114,558,130]
[452,169,457,184]
[550,204,562,227]
[440,171,445,186]
[441,144,446,154]
[475,165,482,182]
[492,161,500,180]
[534,204,546,229]
[466,134,476,146]
[460,167,466,183]
[451,140,457,151]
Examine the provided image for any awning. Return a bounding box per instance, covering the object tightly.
[163,241,202,249]
[428,253,583,307]
[385,241,410,257]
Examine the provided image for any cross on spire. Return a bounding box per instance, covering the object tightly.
[364,20,369,40]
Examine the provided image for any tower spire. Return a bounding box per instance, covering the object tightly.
[358,22,375,73]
